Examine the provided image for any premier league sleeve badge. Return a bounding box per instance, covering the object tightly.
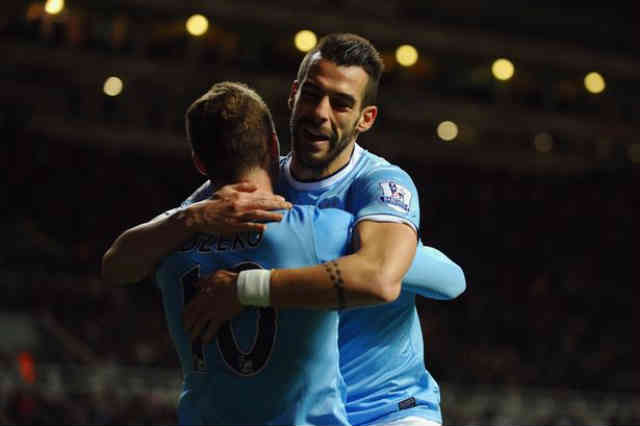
[378,181,412,213]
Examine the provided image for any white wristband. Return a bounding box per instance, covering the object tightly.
[236,269,271,307]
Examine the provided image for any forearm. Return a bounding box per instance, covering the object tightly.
[268,220,417,309]
[102,209,195,285]
[269,253,401,309]
[403,245,466,300]
[234,222,416,310]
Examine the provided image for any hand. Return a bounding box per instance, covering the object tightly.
[184,182,292,235]
[183,270,243,344]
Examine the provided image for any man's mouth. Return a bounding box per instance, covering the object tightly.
[302,127,331,142]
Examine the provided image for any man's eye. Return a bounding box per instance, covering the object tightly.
[332,100,350,110]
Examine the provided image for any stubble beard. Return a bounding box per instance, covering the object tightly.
[289,115,359,175]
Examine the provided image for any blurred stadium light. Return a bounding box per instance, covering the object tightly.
[44,0,64,15]
[294,30,317,52]
[185,14,209,37]
[395,44,419,67]
[584,72,606,94]
[437,121,458,141]
[103,77,123,97]
[492,58,515,81]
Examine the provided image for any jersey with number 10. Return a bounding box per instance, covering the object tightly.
[155,205,353,425]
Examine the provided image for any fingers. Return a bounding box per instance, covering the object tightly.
[189,313,210,342]
[219,215,280,235]
[240,222,268,233]
[183,298,201,332]
[232,192,290,212]
[220,218,267,235]
[228,182,287,204]
[229,181,258,193]
[216,184,291,211]
[184,297,211,341]
[196,185,293,234]
[194,270,234,289]
[238,210,285,223]
[254,198,292,212]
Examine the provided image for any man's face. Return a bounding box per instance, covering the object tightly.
[289,55,371,174]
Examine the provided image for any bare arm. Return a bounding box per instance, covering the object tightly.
[102,209,195,286]
[101,182,291,286]
[270,220,417,307]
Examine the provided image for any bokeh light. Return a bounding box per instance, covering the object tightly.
[44,0,64,15]
[584,72,605,94]
[437,121,458,141]
[186,14,209,37]
[395,45,419,67]
[17,352,36,384]
[103,76,124,97]
[492,58,515,81]
[534,132,554,153]
[294,30,317,52]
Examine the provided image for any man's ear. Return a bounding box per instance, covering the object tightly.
[271,132,280,160]
[192,151,207,176]
[288,80,299,111]
[269,131,281,179]
[356,105,378,133]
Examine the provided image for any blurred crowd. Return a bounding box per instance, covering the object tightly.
[1,387,175,425]
[3,131,637,424]
[406,160,635,392]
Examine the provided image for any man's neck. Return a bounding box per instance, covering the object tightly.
[291,143,355,181]
[216,168,274,193]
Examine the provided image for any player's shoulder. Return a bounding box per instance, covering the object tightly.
[355,149,414,184]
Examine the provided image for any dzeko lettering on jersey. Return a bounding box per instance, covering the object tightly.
[178,231,264,253]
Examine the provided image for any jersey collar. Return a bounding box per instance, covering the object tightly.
[283,144,363,191]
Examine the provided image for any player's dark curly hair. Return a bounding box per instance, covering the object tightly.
[296,33,384,107]
[185,81,276,183]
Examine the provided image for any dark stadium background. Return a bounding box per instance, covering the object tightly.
[2,1,637,424]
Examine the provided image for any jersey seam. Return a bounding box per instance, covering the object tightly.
[354,214,419,232]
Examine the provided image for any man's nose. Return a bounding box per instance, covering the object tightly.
[310,95,331,124]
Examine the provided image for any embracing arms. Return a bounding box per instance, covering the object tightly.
[101,182,291,285]
[270,220,417,308]
[184,219,417,343]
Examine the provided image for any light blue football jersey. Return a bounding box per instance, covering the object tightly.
[155,205,354,426]
[276,144,442,426]
[182,144,445,425]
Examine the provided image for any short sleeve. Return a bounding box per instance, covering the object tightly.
[349,166,420,232]
[181,180,213,208]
